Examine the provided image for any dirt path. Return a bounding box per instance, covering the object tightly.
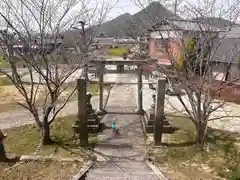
[0,95,108,129]
[0,69,119,129]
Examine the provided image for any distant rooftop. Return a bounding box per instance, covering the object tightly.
[211,38,240,64]
[219,25,240,38]
[148,18,222,32]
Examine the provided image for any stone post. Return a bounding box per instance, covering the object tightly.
[137,65,143,114]
[76,79,88,146]
[154,78,166,146]
[98,65,104,112]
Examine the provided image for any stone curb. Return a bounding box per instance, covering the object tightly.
[140,110,148,135]
[141,112,169,180]
[145,160,169,180]
[72,160,94,180]
[20,155,84,162]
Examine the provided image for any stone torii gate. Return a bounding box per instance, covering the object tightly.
[88,59,148,114]
[75,58,167,147]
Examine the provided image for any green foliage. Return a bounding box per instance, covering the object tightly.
[177,51,184,70]
[177,37,207,75]
[186,38,196,51]
[177,38,197,71]
[107,46,128,56]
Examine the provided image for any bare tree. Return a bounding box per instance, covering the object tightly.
[130,0,240,149]
[0,0,116,144]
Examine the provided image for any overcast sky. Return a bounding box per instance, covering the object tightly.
[103,0,239,21]
[0,0,238,31]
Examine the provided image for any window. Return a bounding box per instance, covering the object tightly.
[156,38,168,49]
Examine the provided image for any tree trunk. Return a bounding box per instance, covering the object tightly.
[41,120,52,145]
[196,121,207,150]
[32,107,42,129]
[0,143,6,161]
[0,130,7,161]
[41,106,53,145]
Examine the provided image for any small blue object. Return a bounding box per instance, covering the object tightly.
[111,123,115,129]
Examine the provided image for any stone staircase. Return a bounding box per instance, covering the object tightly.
[87,113,101,134]
[85,161,159,180]
[81,73,161,180]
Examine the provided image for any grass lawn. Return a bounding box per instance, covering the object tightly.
[88,82,102,96]
[107,46,128,56]
[0,76,12,86]
[64,81,111,98]
[0,55,10,68]
[2,114,96,156]
[0,114,97,179]
[0,161,82,180]
[148,116,240,180]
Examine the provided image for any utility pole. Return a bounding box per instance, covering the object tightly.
[79,21,88,81]
[174,0,178,15]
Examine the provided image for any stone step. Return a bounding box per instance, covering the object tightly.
[85,172,158,180]
[149,114,167,120]
[85,161,159,180]
[147,120,170,126]
[88,125,99,134]
[88,169,156,174]
[148,109,155,120]
[148,110,166,121]
[89,161,154,170]
[149,114,155,120]
[146,125,175,134]
[88,118,100,125]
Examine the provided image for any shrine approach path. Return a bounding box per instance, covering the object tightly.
[85,73,160,180]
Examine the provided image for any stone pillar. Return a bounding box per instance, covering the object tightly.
[117,65,124,73]
[76,79,88,146]
[154,78,166,146]
[137,65,143,114]
[98,65,104,112]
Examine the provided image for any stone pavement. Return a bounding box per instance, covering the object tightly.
[85,74,159,180]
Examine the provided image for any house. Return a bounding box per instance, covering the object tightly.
[209,38,240,83]
[191,17,239,30]
[219,25,240,38]
[197,26,240,83]
[145,18,240,84]
[139,18,222,75]
[61,27,94,49]
[146,18,221,63]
